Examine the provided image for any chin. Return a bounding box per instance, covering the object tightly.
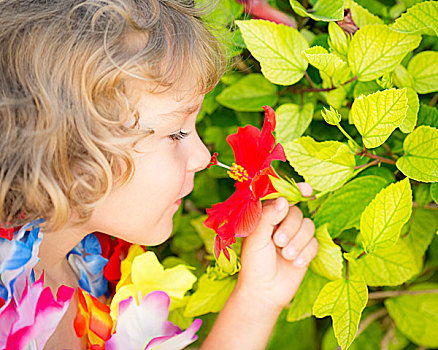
[133,221,174,246]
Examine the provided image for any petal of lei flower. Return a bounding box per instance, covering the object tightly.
[74,288,113,350]
[0,219,44,310]
[1,274,74,350]
[67,234,109,298]
[110,251,196,321]
[106,291,201,350]
[236,0,295,26]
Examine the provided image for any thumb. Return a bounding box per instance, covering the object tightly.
[244,197,288,249]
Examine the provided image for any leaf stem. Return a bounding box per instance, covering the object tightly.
[356,251,366,260]
[303,70,316,89]
[357,152,396,165]
[354,159,379,170]
[368,288,438,300]
[429,92,438,107]
[356,308,388,337]
[300,75,358,93]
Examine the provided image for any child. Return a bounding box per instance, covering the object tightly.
[0,0,318,349]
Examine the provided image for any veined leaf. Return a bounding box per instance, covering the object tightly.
[418,104,438,128]
[344,0,383,27]
[289,0,344,21]
[284,137,356,192]
[310,224,343,280]
[399,87,419,133]
[276,103,313,143]
[431,183,438,204]
[353,81,383,99]
[287,269,329,322]
[328,21,349,59]
[348,25,421,82]
[407,51,438,94]
[236,20,309,85]
[402,208,438,269]
[216,74,278,111]
[385,284,438,348]
[356,239,419,286]
[351,88,409,148]
[392,64,414,89]
[358,178,412,253]
[313,273,368,350]
[391,0,438,36]
[396,125,438,182]
[184,274,236,317]
[314,176,390,238]
[302,46,352,85]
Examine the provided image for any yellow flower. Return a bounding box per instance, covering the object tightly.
[110,250,196,321]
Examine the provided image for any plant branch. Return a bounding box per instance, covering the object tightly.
[429,92,438,106]
[354,159,379,170]
[304,70,316,89]
[356,308,388,337]
[357,151,396,165]
[300,76,358,93]
[368,288,438,300]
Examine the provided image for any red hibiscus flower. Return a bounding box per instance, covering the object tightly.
[204,106,286,259]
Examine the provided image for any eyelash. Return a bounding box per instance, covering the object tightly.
[168,130,190,142]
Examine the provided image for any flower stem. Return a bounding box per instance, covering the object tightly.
[336,123,362,151]
[368,288,438,300]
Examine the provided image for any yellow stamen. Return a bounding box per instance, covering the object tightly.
[227,163,249,183]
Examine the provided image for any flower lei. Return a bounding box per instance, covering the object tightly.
[0,223,201,349]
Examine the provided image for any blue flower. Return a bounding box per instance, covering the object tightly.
[0,219,44,310]
[67,234,108,298]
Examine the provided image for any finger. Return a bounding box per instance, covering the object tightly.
[292,237,319,268]
[273,206,303,247]
[282,218,315,260]
[247,197,289,247]
[297,182,313,197]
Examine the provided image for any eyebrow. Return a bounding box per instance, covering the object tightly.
[158,102,203,118]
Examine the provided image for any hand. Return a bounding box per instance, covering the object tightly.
[235,183,318,311]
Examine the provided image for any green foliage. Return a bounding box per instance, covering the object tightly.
[157,3,438,349]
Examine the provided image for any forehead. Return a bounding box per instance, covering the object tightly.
[126,78,204,126]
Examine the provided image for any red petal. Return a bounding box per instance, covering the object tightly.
[214,236,231,260]
[240,0,295,26]
[0,226,14,241]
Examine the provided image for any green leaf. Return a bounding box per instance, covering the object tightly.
[302,46,352,85]
[356,239,419,286]
[191,215,216,256]
[275,103,313,143]
[396,125,438,182]
[344,0,384,28]
[328,21,350,59]
[203,0,244,26]
[392,64,414,89]
[289,0,344,21]
[216,74,278,111]
[314,176,390,238]
[407,51,438,94]
[265,175,303,203]
[310,224,343,280]
[413,183,432,207]
[284,136,356,192]
[184,273,236,317]
[391,0,438,36]
[357,178,412,253]
[287,269,329,322]
[399,87,419,133]
[351,88,409,148]
[269,315,317,350]
[313,273,368,350]
[353,80,383,99]
[236,20,309,85]
[418,104,438,128]
[431,183,438,204]
[348,25,421,82]
[385,284,438,348]
[402,208,438,268]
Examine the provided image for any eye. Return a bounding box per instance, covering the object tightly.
[168,130,190,142]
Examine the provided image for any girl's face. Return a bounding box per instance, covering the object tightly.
[87,80,211,245]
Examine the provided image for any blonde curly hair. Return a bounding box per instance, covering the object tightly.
[0,0,226,230]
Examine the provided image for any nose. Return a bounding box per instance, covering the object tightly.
[187,132,211,173]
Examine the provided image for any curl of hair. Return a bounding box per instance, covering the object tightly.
[0,0,226,230]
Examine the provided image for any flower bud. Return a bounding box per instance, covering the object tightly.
[321,106,342,125]
[216,248,240,276]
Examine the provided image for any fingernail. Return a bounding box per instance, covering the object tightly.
[294,257,306,267]
[283,246,297,260]
[276,234,287,245]
[275,198,286,211]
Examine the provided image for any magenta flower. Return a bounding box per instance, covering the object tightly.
[106,291,201,350]
[0,274,74,350]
